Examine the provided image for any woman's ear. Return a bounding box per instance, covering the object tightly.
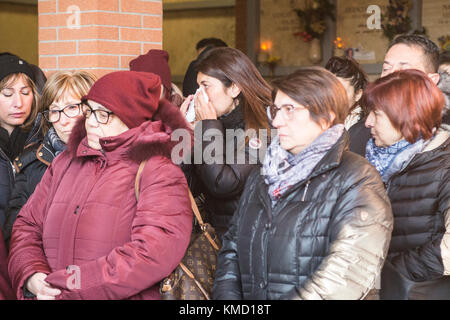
[229,83,241,99]
[355,89,363,103]
[321,111,336,130]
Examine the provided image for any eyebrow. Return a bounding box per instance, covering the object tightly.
[50,101,81,108]
[2,86,30,90]
[383,60,411,66]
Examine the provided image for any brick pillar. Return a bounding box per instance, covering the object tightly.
[38,0,162,78]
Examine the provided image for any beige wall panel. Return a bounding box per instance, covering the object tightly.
[163,8,235,80]
[422,1,450,48]
[0,3,38,65]
[260,0,310,67]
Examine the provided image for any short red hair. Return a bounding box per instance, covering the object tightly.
[361,69,444,143]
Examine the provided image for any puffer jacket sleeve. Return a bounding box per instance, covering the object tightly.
[193,120,256,199]
[213,170,260,300]
[3,167,35,246]
[7,161,54,300]
[390,166,450,280]
[44,156,193,300]
[0,153,14,229]
[287,162,394,300]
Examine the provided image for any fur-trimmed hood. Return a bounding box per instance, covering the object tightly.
[67,99,192,163]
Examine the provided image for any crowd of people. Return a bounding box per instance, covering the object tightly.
[0,34,448,300]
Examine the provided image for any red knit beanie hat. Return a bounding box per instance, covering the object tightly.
[83,71,161,129]
[129,49,171,97]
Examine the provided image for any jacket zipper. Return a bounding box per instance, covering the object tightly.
[302,180,311,202]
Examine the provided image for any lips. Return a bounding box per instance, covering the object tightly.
[10,112,26,118]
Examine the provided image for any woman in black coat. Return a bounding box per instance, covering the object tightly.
[0,54,39,230]
[2,70,96,245]
[213,67,393,300]
[179,47,272,236]
[363,69,450,299]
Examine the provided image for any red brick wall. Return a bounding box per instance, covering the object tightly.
[38,0,162,78]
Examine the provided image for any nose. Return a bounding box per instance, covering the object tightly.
[365,111,375,128]
[12,92,23,108]
[85,111,99,127]
[271,110,285,129]
[59,112,71,126]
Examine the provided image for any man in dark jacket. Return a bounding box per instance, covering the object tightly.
[349,34,443,156]
[182,38,227,97]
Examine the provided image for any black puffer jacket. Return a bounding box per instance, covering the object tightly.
[380,129,450,300]
[2,132,57,245]
[213,132,393,300]
[188,105,260,235]
[0,127,29,229]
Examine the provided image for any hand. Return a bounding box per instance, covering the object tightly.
[179,95,194,116]
[194,92,217,121]
[26,272,61,300]
[179,95,196,130]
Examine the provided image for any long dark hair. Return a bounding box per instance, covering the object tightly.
[195,47,271,139]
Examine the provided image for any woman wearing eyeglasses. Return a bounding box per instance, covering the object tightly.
[8,71,192,300]
[2,70,96,246]
[213,67,393,300]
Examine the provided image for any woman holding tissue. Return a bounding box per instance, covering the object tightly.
[180,47,272,237]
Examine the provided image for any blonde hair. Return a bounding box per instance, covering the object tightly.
[0,73,39,131]
[39,70,97,135]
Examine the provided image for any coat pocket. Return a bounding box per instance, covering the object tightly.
[381,260,450,300]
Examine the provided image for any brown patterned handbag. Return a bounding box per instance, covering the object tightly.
[134,160,222,300]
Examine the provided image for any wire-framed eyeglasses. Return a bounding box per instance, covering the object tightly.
[266,104,305,121]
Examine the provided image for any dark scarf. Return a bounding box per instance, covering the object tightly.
[0,126,29,161]
[218,103,245,130]
[46,127,66,155]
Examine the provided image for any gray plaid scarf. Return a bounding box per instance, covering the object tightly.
[262,124,344,206]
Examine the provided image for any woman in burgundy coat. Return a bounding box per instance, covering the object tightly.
[8,71,193,300]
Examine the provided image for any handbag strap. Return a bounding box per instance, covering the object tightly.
[134,160,219,251]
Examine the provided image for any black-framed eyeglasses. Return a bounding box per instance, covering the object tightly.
[81,102,114,125]
[43,103,82,123]
[267,104,305,122]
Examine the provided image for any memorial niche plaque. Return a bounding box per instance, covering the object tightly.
[260,0,311,67]
[336,0,390,65]
[422,0,450,48]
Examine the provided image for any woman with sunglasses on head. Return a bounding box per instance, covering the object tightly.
[2,70,96,246]
[213,67,393,300]
[363,69,450,300]
[8,71,192,300]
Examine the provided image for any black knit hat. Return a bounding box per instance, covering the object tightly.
[0,53,35,83]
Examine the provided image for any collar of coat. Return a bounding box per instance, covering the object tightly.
[67,98,193,163]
